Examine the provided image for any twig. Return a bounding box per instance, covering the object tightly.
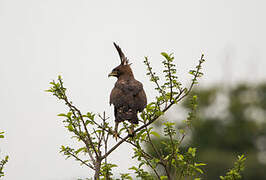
[66,149,95,170]
[178,54,204,101]
[145,57,163,94]
[143,155,161,180]
[67,110,96,166]
[166,58,173,101]
[145,126,162,160]
[63,96,99,159]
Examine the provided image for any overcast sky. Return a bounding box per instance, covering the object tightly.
[1,0,266,179]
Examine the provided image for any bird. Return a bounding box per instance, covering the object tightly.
[108,42,147,139]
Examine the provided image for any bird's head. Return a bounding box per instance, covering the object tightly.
[108,42,134,79]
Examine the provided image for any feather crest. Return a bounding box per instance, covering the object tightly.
[113,42,129,65]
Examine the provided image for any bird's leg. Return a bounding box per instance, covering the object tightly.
[128,123,135,137]
[113,121,119,141]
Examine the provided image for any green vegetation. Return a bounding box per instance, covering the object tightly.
[148,82,266,179]
[184,83,266,179]
[47,53,248,179]
[0,131,8,178]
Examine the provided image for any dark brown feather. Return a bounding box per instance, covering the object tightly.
[110,79,147,124]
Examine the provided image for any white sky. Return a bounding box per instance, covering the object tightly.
[1,0,266,179]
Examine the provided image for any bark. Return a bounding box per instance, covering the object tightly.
[94,160,101,180]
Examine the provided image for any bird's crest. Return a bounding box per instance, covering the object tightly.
[113,42,131,66]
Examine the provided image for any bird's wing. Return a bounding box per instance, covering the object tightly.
[110,79,147,111]
[127,80,147,112]
[110,85,125,106]
[110,80,133,107]
[135,88,147,112]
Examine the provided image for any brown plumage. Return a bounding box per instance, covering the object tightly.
[109,42,147,137]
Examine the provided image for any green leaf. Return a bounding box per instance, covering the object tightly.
[188,147,196,157]
[66,125,74,132]
[140,132,147,141]
[66,112,72,118]
[195,167,204,174]
[161,176,168,180]
[85,119,93,126]
[164,155,170,160]
[129,166,138,171]
[136,129,146,139]
[150,131,160,138]
[179,129,185,134]
[195,163,206,166]
[57,113,67,117]
[75,147,86,154]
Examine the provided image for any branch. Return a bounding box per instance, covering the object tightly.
[66,149,95,170]
[166,58,173,101]
[62,95,99,160]
[145,126,162,161]
[68,116,96,166]
[144,57,165,97]
[180,54,205,99]
[143,155,161,180]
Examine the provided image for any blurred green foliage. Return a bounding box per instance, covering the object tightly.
[148,83,266,179]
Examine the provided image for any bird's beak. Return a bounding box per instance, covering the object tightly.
[108,71,117,77]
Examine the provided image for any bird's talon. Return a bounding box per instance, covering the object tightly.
[128,128,135,137]
[113,132,118,141]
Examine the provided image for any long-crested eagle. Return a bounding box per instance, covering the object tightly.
[108,43,147,138]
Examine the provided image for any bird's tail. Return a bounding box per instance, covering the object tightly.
[116,107,139,124]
